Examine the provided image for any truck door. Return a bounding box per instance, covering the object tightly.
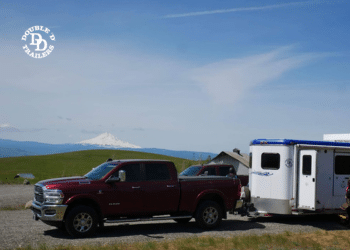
[103,163,143,215]
[333,154,350,196]
[141,163,180,213]
[298,150,317,210]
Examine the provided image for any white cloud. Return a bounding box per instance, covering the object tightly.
[0,40,332,147]
[162,1,320,18]
[0,41,191,94]
[0,41,195,134]
[0,124,20,132]
[191,47,329,104]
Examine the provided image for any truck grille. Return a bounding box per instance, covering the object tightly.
[34,185,44,203]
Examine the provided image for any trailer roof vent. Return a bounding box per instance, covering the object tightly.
[233,148,241,155]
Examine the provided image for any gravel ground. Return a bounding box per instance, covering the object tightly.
[0,210,348,249]
[0,185,348,249]
[0,185,34,208]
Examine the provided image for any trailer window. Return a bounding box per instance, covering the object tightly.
[249,153,252,168]
[302,155,312,175]
[261,153,280,170]
[335,156,350,175]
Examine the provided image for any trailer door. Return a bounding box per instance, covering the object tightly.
[298,150,317,210]
[333,154,350,196]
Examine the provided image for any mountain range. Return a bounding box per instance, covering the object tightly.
[0,133,217,160]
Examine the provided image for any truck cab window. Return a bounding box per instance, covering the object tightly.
[145,163,170,181]
[261,153,280,170]
[335,156,350,175]
[118,164,142,182]
[302,155,312,175]
[201,167,216,175]
[219,166,234,176]
[179,166,201,176]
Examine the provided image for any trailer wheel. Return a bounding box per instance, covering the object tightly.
[65,205,98,237]
[195,201,222,229]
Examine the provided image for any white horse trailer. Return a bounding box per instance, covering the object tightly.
[249,139,350,215]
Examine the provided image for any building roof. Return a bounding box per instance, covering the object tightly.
[211,151,249,168]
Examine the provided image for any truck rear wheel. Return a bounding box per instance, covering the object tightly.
[195,201,222,229]
[65,205,98,237]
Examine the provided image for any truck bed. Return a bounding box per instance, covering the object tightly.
[178,175,241,213]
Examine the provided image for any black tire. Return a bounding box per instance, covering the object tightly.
[65,205,98,237]
[195,201,222,229]
[174,218,191,224]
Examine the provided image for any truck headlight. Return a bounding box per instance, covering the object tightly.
[43,190,64,204]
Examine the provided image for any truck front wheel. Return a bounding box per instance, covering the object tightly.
[65,205,98,237]
[195,201,222,229]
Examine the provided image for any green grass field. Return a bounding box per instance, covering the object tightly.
[0,149,201,184]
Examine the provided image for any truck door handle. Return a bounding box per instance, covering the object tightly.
[312,178,315,182]
[132,186,141,189]
[167,185,175,188]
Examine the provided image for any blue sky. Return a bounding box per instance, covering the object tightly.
[0,0,349,153]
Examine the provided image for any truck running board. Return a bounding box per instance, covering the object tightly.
[105,215,192,224]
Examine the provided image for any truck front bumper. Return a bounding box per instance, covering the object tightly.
[31,201,68,221]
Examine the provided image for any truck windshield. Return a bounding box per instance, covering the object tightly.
[179,166,202,176]
[84,163,118,180]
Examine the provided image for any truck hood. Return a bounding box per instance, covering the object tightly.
[37,176,92,187]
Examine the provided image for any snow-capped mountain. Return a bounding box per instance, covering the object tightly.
[79,133,141,148]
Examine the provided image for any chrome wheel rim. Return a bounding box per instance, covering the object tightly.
[73,212,93,233]
[203,206,218,225]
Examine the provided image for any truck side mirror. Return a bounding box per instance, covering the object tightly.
[119,170,126,182]
[202,171,208,176]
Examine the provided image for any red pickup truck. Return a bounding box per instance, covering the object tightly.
[32,159,242,237]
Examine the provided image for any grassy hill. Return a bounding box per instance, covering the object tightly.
[0,149,202,184]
